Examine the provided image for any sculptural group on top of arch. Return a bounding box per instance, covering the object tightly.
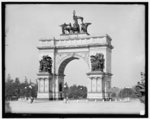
[60,10,91,35]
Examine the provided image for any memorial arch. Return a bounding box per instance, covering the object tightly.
[37,11,113,100]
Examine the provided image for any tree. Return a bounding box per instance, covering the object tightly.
[14,77,21,98]
[5,76,22,100]
[19,83,26,98]
[107,87,120,99]
[134,80,145,103]
[24,76,29,86]
[5,74,38,101]
[67,85,87,99]
[68,85,78,99]
[17,77,29,98]
[111,92,117,98]
[77,85,87,98]
[5,74,13,100]
[118,88,135,99]
[6,74,12,82]
[132,72,145,103]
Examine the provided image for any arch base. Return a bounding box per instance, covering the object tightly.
[87,71,110,99]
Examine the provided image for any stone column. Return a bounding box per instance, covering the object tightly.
[92,77,96,92]
[52,75,55,100]
[103,74,112,99]
[55,75,59,99]
[52,74,65,100]
[57,74,65,100]
[38,78,41,93]
[44,78,49,93]
[97,77,102,92]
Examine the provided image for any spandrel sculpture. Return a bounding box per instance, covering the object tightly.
[90,53,105,72]
[39,55,52,74]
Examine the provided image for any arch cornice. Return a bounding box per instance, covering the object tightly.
[37,34,113,50]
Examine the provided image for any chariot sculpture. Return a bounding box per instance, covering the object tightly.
[60,10,91,35]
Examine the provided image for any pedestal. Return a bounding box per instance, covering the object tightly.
[87,71,106,99]
[37,72,53,100]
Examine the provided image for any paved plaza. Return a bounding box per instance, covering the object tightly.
[7,99,144,114]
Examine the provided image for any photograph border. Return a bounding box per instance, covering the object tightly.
[2,2,148,118]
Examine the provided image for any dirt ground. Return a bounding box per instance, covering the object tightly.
[6,99,144,114]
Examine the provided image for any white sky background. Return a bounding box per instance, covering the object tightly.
[5,4,145,88]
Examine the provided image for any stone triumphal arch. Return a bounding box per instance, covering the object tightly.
[37,11,113,100]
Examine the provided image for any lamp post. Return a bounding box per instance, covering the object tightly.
[63,83,68,103]
[24,87,27,100]
[64,83,67,99]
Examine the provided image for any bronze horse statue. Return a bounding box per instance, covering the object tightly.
[60,23,71,34]
[60,22,91,35]
[60,23,80,34]
[81,22,91,35]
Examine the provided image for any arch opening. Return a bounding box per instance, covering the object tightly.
[58,57,79,76]
[58,56,89,99]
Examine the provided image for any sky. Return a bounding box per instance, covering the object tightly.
[5,4,145,88]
